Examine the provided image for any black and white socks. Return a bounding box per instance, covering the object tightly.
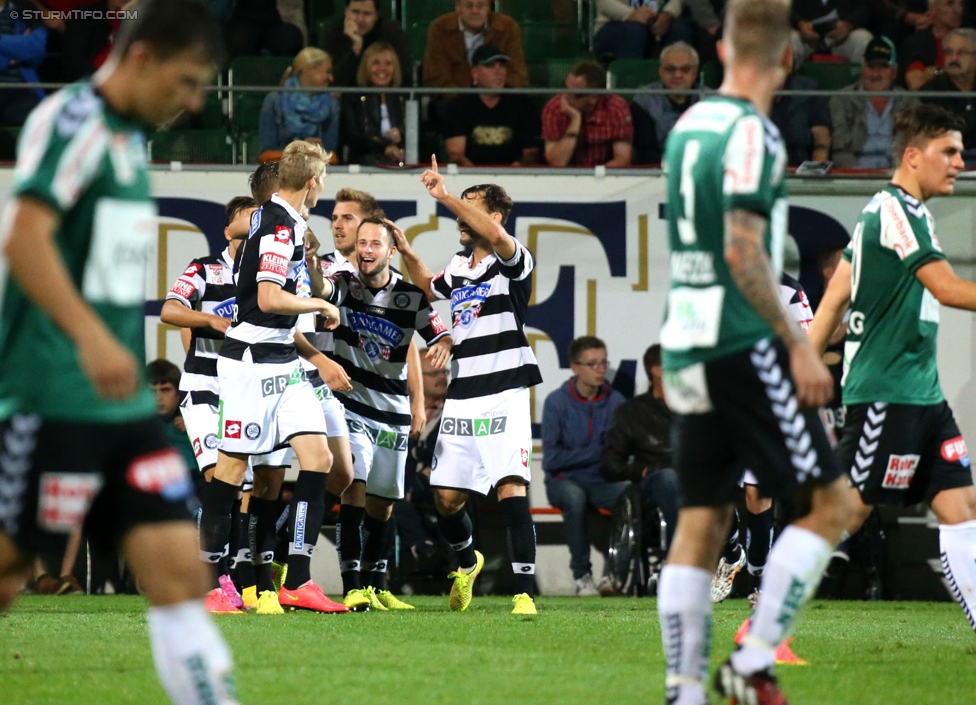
[337,504,365,594]
[501,495,536,596]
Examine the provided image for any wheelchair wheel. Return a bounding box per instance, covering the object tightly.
[607,484,647,596]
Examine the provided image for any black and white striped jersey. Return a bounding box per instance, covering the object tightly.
[223,195,307,362]
[165,247,237,396]
[306,251,357,354]
[780,272,813,331]
[430,243,543,399]
[327,270,449,426]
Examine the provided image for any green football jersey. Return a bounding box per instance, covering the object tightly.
[0,83,156,422]
[841,186,945,405]
[661,95,788,370]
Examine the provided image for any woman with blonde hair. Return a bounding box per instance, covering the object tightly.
[341,41,406,165]
[259,47,341,158]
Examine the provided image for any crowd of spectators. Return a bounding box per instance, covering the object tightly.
[5,0,976,166]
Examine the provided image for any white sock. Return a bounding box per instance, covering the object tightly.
[939,520,976,632]
[732,525,832,675]
[147,599,238,705]
[658,564,712,704]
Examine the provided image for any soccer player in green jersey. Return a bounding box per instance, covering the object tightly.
[810,104,976,634]
[658,1,857,703]
[0,2,239,703]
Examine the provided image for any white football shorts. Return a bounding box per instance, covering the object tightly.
[346,409,409,500]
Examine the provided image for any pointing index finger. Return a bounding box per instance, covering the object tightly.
[431,155,438,173]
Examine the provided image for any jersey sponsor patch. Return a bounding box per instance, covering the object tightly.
[348,312,406,347]
[212,297,236,319]
[260,252,289,278]
[430,312,448,336]
[880,198,920,260]
[224,420,242,439]
[451,282,491,328]
[170,278,197,300]
[206,264,226,284]
[274,225,292,244]
[127,450,192,500]
[881,453,920,489]
[723,115,764,195]
[942,436,970,466]
[37,472,103,533]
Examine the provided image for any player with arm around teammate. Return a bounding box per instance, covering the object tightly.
[393,159,543,616]
[809,103,976,636]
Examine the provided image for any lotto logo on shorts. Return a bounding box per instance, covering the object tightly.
[881,454,920,489]
[127,450,192,501]
[440,416,507,436]
[260,253,288,277]
[262,374,290,397]
[38,472,103,533]
[192,438,203,457]
[521,449,529,467]
[942,436,970,467]
[225,420,242,439]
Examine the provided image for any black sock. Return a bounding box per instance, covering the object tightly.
[199,478,239,586]
[501,495,536,596]
[438,507,477,571]
[723,509,743,563]
[248,497,279,593]
[362,514,392,590]
[324,489,340,524]
[337,503,365,594]
[745,507,775,576]
[233,506,255,590]
[226,498,242,580]
[283,471,328,590]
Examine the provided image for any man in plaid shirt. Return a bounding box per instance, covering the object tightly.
[543,61,634,167]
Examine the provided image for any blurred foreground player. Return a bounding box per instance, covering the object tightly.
[0,2,239,703]
[658,1,856,702]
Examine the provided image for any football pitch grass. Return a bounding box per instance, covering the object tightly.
[2,596,975,704]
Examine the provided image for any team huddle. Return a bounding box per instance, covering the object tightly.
[1,0,976,704]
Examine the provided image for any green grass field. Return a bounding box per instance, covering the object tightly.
[2,596,975,704]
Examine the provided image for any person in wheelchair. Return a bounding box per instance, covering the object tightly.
[601,344,681,594]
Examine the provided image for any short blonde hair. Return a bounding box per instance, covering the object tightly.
[724,0,791,68]
[356,41,402,88]
[281,47,332,84]
[278,140,329,191]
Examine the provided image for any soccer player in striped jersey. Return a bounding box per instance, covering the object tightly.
[0,2,239,702]
[393,158,543,615]
[323,218,453,611]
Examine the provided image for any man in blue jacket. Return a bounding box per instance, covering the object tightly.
[0,1,46,126]
[542,336,628,596]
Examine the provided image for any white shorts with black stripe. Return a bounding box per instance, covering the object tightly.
[430,387,533,496]
[216,357,327,455]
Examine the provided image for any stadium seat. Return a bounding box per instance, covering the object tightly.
[239,131,261,164]
[306,0,344,38]
[527,58,580,88]
[198,91,227,130]
[148,129,236,164]
[700,61,722,90]
[227,56,292,134]
[796,61,861,91]
[607,59,660,90]
[521,23,583,62]
[401,0,455,27]
[496,0,580,24]
[408,22,428,61]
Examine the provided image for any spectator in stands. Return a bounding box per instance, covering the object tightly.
[631,41,700,165]
[830,36,920,168]
[920,27,976,157]
[224,0,304,60]
[770,68,831,166]
[320,0,410,87]
[147,359,196,474]
[543,61,633,168]
[592,0,697,61]
[682,0,726,65]
[32,0,112,82]
[791,0,872,64]
[341,41,405,165]
[901,0,965,90]
[258,48,340,157]
[443,44,541,166]
[869,1,934,47]
[422,0,529,88]
[601,344,679,549]
[542,336,629,597]
[0,1,46,127]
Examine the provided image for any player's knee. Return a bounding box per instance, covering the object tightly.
[365,498,393,521]
[435,488,466,516]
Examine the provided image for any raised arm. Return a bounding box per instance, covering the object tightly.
[724,210,833,407]
[388,219,435,297]
[808,258,852,357]
[420,155,517,261]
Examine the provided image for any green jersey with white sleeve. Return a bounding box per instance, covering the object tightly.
[661,95,788,371]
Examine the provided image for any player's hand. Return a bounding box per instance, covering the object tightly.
[386,219,412,255]
[410,400,427,438]
[319,301,342,330]
[208,314,232,334]
[789,342,834,409]
[420,156,449,200]
[174,415,186,433]
[317,355,353,392]
[77,328,139,400]
[426,338,452,369]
